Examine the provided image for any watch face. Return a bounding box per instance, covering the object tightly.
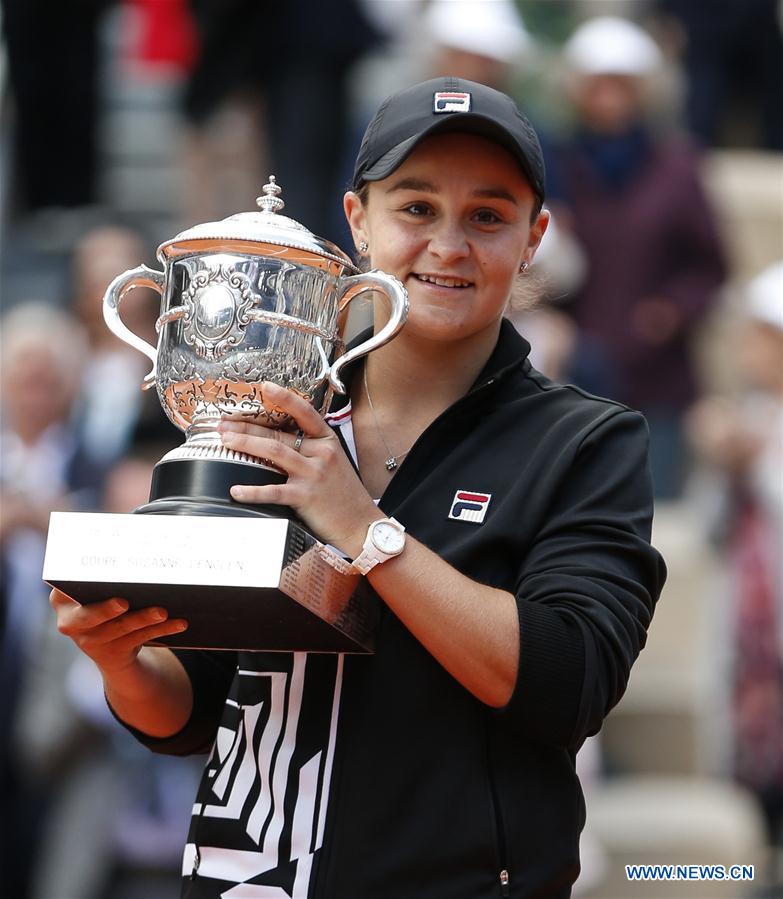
[371,520,404,554]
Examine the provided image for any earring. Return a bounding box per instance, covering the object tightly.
[519,261,529,273]
[358,240,369,254]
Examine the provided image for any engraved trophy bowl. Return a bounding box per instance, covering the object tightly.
[103,177,408,518]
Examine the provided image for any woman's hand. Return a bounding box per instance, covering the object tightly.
[221,383,520,708]
[50,589,188,678]
[218,382,379,556]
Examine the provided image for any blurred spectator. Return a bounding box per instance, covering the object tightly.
[0,302,106,897]
[550,16,727,498]
[0,303,104,582]
[425,0,531,88]
[655,0,783,150]
[181,0,380,242]
[15,450,201,899]
[2,0,109,213]
[69,225,178,465]
[686,261,783,850]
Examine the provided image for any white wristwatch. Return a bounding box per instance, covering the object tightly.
[351,517,406,575]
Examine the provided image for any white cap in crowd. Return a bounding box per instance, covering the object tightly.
[747,261,783,332]
[564,16,662,77]
[424,0,531,65]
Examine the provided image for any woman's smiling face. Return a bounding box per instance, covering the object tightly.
[345,132,548,345]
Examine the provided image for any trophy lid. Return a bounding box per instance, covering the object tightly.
[157,176,357,271]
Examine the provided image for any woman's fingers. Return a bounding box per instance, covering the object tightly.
[218,382,338,468]
[51,590,128,634]
[84,605,187,647]
[229,482,290,506]
[219,429,310,471]
[50,588,187,656]
[100,617,189,653]
[218,382,374,542]
[261,382,333,437]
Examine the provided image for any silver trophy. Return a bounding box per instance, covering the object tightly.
[43,179,408,653]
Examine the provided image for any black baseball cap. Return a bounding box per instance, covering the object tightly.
[352,77,546,208]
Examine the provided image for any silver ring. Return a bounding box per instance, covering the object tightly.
[293,429,305,452]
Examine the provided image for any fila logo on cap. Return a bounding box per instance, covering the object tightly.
[433,91,472,114]
[448,490,492,524]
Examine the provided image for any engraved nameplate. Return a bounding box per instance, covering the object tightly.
[44,513,289,588]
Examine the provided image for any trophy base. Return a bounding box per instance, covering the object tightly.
[43,458,376,653]
[137,457,290,519]
[44,512,375,653]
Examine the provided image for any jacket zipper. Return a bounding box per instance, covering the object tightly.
[485,722,511,897]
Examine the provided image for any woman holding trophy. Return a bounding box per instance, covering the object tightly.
[51,79,665,898]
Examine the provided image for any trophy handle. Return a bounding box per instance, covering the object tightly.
[330,270,409,394]
[103,265,166,390]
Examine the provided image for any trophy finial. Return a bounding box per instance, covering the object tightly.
[256,175,285,214]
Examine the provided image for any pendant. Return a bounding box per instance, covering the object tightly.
[385,456,398,471]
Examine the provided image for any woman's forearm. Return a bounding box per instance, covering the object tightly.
[365,536,520,707]
[102,646,194,738]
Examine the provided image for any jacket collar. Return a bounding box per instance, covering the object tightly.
[328,317,531,413]
[472,316,532,388]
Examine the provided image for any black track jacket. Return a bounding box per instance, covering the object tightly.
[124,319,666,899]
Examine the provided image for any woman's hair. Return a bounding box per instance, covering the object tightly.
[509,268,547,312]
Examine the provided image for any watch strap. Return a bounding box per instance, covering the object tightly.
[352,552,381,576]
[315,542,357,576]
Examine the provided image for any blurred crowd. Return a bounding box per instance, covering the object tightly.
[1,1,781,897]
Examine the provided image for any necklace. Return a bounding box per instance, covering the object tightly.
[363,365,414,471]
